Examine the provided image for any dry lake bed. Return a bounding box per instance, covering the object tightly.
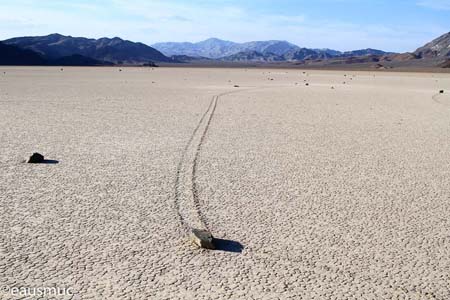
[1,67,450,299]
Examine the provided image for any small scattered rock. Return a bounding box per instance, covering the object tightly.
[191,228,215,250]
[305,83,309,86]
[27,153,45,163]
[440,90,444,94]
[234,85,239,88]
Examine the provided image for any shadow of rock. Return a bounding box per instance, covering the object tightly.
[41,159,59,164]
[213,238,244,253]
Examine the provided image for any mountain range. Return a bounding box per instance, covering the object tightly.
[152,38,302,58]
[152,38,395,62]
[1,32,449,67]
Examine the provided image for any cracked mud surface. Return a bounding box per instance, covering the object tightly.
[1,67,450,299]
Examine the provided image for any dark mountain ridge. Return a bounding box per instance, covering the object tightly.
[3,33,171,64]
[0,42,47,65]
[0,41,111,66]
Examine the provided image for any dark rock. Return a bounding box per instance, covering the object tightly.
[27,153,44,163]
[440,90,444,94]
[191,228,215,249]
[234,85,239,87]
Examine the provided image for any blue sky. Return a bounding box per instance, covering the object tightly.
[0,0,449,52]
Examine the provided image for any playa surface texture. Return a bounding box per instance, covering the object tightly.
[1,67,450,299]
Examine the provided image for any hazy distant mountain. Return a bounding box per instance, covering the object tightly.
[152,37,397,62]
[152,38,300,58]
[220,51,285,62]
[237,40,300,56]
[170,55,212,62]
[0,42,47,65]
[343,48,392,57]
[313,48,342,56]
[284,48,335,61]
[414,32,450,58]
[152,38,237,58]
[3,33,171,64]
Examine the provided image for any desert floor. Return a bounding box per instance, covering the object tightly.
[0,67,449,300]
